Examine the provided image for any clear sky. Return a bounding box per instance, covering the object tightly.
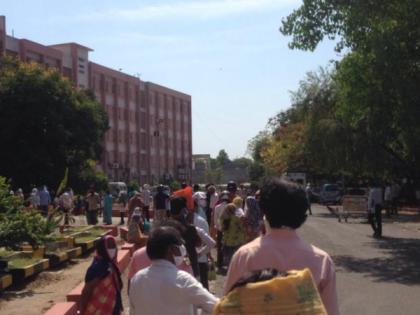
[2,0,339,159]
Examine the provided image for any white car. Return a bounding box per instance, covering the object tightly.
[320,184,342,205]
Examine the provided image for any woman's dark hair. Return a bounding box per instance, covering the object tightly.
[95,236,123,288]
[259,177,307,229]
[146,226,182,260]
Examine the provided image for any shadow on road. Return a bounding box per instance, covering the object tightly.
[334,236,420,285]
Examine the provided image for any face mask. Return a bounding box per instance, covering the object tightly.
[107,248,117,260]
[174,245,186,266]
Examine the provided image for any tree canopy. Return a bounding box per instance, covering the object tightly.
[0,57,109,191]
[249,0,420,180]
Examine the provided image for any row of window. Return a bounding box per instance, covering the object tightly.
[106,151,190,168]
[91,75,142,103]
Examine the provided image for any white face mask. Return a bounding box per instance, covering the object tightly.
[107,248,117,260]
[173,245,186,266]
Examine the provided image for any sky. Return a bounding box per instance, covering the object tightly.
[2,0,340,159]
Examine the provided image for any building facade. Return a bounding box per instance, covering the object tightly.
[0,16,192,184]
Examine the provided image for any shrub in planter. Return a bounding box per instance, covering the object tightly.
[0,210,51,250]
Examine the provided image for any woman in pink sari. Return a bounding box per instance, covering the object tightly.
[79,235,123,315]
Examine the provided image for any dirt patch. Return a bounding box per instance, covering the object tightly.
[0,255,93,315]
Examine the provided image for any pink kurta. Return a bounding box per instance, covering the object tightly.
[224,229,339,315]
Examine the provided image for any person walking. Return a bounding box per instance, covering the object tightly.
[223,177,339,315]
[59,188,73,225]
[154,185,169,223]
[142,184,151,220]
[188,200,216,289]
[103,190,113,225]
[127,191,144,225]
[39,185,51,217]
[79,235,123,315]
[244,195,262,241]
[127,219,194,292]
[85,189,100,225]
[29,188,40,209]
[213,191,230,271]
[305,183,313,215]
[220,203,246,267]
[368,181,383,238]
[129,226,219,315]
[169,196,202,278]
[118,190,128,225]
[207,185,219,226]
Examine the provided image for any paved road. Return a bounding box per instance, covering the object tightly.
[297,204,420,315]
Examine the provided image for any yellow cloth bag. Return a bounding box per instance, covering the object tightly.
[214,268,327,315]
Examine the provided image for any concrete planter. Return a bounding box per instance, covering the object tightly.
[66,247,82,259]
[20,245,46,258]
[8,254,49,282]
[45,251,68,267]
[0,273,12,291]
[73,228,112,253]
[0,252,20,270]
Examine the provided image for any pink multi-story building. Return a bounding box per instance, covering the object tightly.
[0,16,192,184]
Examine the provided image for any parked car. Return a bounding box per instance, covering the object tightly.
[320,184,342,205]
[310,186,321,203]
[108,182,127,198]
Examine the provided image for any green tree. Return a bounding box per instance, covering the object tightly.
[280,0,420,178]
[247,131,270,163]
[215,149,231,168]
[0,57,109,190]
[231,157,253,169]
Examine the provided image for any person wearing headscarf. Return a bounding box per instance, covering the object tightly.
[127,207,148,248]
[29,188,40,209]
[79,235,123,315]
[127,191,144,225]
[220,203,246,267]
[39,185,51,217]
[232,197,245,217]
[103,190,113,225]
[244,195,263,241]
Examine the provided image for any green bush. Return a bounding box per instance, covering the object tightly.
[0,210,50,250]
[0,176,52,250]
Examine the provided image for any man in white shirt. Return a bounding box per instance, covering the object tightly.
[191,206,215,289]
[213,191,230,271]
[368,182,383,238]
[207,185,219,224]
[129,226,219,315]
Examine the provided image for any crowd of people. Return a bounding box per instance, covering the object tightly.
[79,178,339,315]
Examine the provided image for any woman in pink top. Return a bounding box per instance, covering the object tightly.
[223,178,339,315]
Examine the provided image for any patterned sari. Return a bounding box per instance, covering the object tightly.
[84,258,123,315]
